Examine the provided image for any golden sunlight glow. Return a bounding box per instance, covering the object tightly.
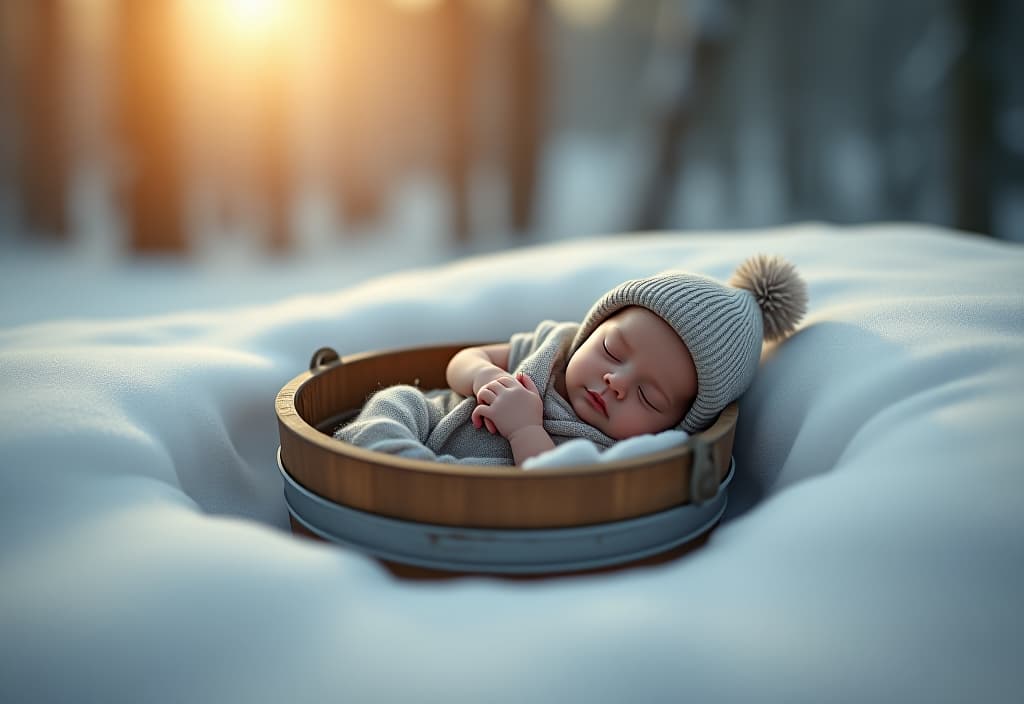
[390,0,444,13]
[181,0,305,64]
[223,0,285,35]
[179,0,313,130]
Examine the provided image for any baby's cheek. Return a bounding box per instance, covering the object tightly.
[617,410,662,439]
[605,416,634,441]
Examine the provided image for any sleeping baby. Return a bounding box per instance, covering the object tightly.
[335,254,808,465]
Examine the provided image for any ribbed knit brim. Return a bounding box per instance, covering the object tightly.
[569,271,764,433]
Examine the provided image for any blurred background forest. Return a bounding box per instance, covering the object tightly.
[0,0,1021,281]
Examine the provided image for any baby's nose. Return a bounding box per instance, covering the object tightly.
[603,372,626,399]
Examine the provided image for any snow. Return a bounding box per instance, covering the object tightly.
[1,222,1022,703]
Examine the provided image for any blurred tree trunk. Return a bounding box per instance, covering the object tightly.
[18,0,69,240]
[113,0,186,253]
[327,2,386,228]
[634,3,731,231]
[504,0,544,234]
[952,0,995,236]
[438,0,472,243]
[254,34,292,252]
[260,76,291,252]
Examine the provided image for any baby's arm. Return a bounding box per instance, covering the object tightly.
[471,373,555,465]
[447,343,514,434]
[446,343,512,397]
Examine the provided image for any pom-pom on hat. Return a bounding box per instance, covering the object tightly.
[568,254,808,433]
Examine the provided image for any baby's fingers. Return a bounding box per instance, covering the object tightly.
[484,376,515,392]
[517,372,539,394]
[471,404,497,434]
[477,387,497,404]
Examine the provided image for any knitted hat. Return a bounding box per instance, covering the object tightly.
[568,254,808,433]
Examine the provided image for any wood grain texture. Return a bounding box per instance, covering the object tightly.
[276,344,737,529]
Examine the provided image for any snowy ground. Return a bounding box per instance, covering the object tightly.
[2,223,1021,704]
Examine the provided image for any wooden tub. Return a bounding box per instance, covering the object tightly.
[275,344,738,574]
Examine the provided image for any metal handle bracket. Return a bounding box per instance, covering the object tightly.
[689,437,719,505]
[309,347,340,372]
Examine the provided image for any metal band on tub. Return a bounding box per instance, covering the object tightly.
[278,448,734,574]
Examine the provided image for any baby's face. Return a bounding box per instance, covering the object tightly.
[565,306,697,440]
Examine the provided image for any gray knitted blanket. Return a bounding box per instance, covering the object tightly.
[334,320,617,465]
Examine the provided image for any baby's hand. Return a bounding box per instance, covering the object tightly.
[471,365,508,398]
[471,371,518,434]
[472,373,543,439]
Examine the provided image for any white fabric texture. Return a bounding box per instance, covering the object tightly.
[522,430,690,469]
[1,223,1022,704]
